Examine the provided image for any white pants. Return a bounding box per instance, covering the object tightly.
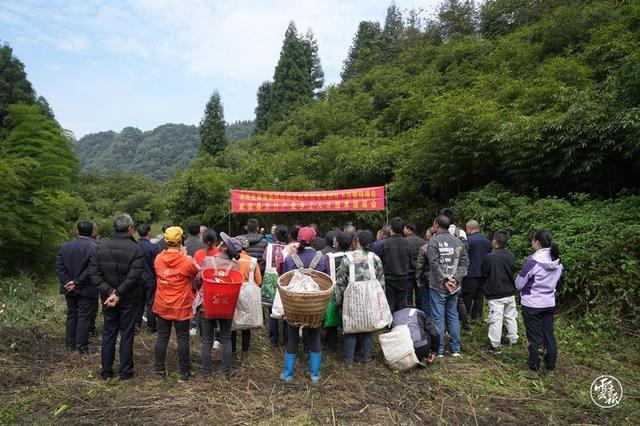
[487,296,518,347]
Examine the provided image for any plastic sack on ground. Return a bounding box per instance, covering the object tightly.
[379,325,420,372]
[232,282,263,330]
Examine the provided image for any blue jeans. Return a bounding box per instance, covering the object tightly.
[430,289,461,355]
[344,332,373,363]
[420,286,431,316]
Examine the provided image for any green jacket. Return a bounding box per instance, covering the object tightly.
[334,248,385,307]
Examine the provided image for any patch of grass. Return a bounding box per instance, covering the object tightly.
[0,274,64,329]
[0,278,638,424]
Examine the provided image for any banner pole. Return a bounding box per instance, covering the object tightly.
[228,188,232,234]
[385,184,389,224]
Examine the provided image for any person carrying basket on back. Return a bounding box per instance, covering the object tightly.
[279,227,329,384]
[199,232,243,379]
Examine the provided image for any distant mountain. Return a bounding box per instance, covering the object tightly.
[76,120,254,180]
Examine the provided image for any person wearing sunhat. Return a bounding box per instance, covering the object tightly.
[279,227,329,384]
[152,226,199,381]
[199,232,243,378]
[231,236,263,360]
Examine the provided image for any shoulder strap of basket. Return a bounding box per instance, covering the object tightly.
[346,252,356,283]
[328,251,344,281]
[367,252,377,280]
[249,257,257,283]
[291,252,304,269]
[265,243,274,270]
[309,251,322,270]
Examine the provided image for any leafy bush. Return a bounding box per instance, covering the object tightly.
[451,184,640,328]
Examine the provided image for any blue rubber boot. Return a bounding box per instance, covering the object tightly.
[280,353,296,383]
[309,352,322,384]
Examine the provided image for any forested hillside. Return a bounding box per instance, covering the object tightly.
[75,120,254,180]
[169,0,640,326]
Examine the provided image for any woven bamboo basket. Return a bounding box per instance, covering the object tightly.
[278,269,334,328]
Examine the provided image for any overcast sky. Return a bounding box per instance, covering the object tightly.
[0,0,441,138]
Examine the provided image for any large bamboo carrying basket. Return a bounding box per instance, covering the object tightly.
[277,270,334,328]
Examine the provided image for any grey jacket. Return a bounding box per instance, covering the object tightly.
[428,230,469,293]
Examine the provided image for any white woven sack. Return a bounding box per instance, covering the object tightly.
[379,325,420,372]
[342,252,392,334]
[232,258,264,330]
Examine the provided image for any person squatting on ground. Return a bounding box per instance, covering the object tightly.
[136,223,160,333]
[198,232,243,378]
[279,227,329,384]
[379,217,414,313]
[516,230,563,379]
[334,230,385,365]
[391,307,440,365]
[462,220,492,323]
[152,226,199,381]
[231,236,263,359]
[89,214,145,380]
[428,214,469,357]
[56,220,98,354]
[481,231,518,354]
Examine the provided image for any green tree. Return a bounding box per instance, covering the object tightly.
[199,91,227,156]
[380,4,404,61]
[0,43,36,136]
[254,81,274,134]
[341,21,382,81]
[0,104,77,269]
[264,21,324,128]
[437,0,477,40]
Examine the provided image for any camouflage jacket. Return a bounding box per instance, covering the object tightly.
[334,248,385,307]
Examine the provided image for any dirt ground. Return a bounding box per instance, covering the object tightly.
[1,298,639,425]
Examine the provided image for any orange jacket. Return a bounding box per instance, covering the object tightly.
[153,250,199,321]
[237,252,262,286]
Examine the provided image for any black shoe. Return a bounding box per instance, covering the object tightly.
[78,345,90,355]
[119,373,134,380]
[178,373,191,382]
[100,373,113,381]
[485,343,502,354]
[66,345,76,352]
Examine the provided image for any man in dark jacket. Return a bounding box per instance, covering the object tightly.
[463,220,492,321]
[379,217,414,313]
[415,227,434,315]
[404,222,427,309]
[481,231,518,353]
[392,308,439,363]
[136,223,159,333]
[56,221,98,354]
[184,220,205,256]
[89,214,145,380]
[243,218,268,270]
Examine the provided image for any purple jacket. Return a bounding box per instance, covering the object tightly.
[515,248,563,308]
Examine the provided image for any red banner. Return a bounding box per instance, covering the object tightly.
[231,186,385,213]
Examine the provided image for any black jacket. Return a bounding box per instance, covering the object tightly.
[56,236,98,298]
[245,233,268,260]
[379,234,414,281]
[467,232,492,278]
[405,233,426,275]
[138,238,159,288]
[392,308,440,354]
[89,232,145,301]
[481,248,517,300]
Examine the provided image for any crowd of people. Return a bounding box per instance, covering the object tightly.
[55,209,563,383]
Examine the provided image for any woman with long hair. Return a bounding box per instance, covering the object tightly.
[515,230,563,379]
